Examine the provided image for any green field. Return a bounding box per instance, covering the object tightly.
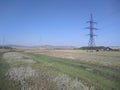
[0,49,120,90]
[26,51,120,90]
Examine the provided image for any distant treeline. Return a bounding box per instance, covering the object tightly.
[75,46,112,50]
[0,46,13,49]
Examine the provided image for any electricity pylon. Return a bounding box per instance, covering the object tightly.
[86,14,98,51]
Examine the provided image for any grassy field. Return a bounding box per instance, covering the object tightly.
[0,50,21,90]
[26,50,120,90]
[25,49,120,67]
[0,49,120,90]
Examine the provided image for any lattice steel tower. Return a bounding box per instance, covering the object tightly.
[86,14,97,51]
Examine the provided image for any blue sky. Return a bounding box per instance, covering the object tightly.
[0,0,120,46]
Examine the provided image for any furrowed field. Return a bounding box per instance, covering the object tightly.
[0,48,120,90]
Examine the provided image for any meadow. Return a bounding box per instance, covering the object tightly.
[0,48,120,90]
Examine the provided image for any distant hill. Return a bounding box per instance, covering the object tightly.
[33,45,76,49]
[5,44,76,49]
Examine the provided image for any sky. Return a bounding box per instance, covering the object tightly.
[0,0,120,47]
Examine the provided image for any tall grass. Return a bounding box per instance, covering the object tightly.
[0,52,20,90]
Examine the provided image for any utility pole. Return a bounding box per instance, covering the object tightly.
[2,36,5,49]
[86,14,97,51]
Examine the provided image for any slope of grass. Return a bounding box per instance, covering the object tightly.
[26,52,120,90]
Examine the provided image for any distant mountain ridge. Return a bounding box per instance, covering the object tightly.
[5,44,76,49]
[2,44,120,49]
